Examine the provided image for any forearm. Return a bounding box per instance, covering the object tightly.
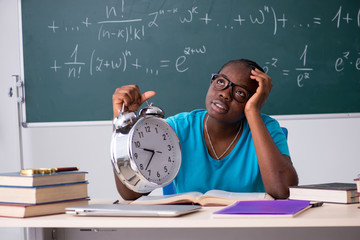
[113,169,147,200]
[246,111,298,199]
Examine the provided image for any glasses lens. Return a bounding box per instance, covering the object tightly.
[232,85,249,103]
[211,74,228,90]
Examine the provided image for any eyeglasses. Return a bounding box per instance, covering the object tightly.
[210,73,253,103]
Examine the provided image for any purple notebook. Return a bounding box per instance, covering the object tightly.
[214,200,311,216]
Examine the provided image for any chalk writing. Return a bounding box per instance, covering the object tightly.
[97,23,145,41]
[262,45,314,87]
[332,6,360,28]
[335,51,360,72]
[64,44,85,79]
[44,0,359,89]
[51,43,206,78]
[148,8,178,27]
[180,7,199,23]
[296,45,313,88]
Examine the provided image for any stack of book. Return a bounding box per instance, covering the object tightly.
[355,175,360,207]
[289,182,359,204]
[0,169,89,218]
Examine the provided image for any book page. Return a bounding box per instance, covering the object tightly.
[131,192,203,204]
[202,190,266,200]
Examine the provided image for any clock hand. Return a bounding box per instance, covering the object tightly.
[143,148,155,170]
[143,148,155,153]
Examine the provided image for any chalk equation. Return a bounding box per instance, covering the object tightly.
[45,0,360,88]
[262,45,314,88]
[335,51,360,72]
[50,44,206,78]
[47,4,360,35]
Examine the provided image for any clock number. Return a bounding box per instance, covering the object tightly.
[155,127,158,134]
[139,163,144,170]
[134,141,141,148]
[164,166,168,173]
[134,153,138,159]
[157,171,160,178]
[145,126,151,133]
[147,170,151,176]
[162,134,167,141]
[138,131,144,138]
[167,145,172,151]
[168,156,172,162]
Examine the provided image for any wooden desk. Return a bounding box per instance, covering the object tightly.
[1,199,360,240]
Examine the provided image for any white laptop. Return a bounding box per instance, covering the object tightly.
[66,204,201,217]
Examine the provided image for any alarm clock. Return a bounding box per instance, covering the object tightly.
[110,103,182,193]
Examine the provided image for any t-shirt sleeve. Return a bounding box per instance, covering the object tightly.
[166,116,179,136]
[261,114,290,157]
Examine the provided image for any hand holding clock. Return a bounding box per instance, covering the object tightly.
[113,85,156,116]
[111,89,182,197]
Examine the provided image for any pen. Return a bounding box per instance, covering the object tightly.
[310,201,324,208]
[20,167,79,176]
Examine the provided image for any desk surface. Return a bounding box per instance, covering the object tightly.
[1,199,360,228]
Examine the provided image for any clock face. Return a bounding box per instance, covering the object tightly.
[129,117,181,185]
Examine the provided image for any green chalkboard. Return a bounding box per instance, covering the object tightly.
[21,0,360,123]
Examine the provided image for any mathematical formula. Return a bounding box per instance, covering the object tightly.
[50,44,206,78]
[46,1,360,87]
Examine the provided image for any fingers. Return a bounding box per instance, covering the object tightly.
[112,85,156,117]
[250,68,273,94]
[112,85,140,116]
[245,69,273,115]
[141,91,157,104]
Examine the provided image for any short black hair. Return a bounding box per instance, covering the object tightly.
[219,59,265,73]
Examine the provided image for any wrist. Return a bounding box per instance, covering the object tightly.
[244,108,261,118]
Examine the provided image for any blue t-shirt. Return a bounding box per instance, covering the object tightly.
[166,109,289,194]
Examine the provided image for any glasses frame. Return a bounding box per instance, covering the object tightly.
[210,73,253,103]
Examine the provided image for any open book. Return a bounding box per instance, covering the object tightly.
[131,190,272,206]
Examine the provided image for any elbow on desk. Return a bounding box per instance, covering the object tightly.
[266,176,299,199]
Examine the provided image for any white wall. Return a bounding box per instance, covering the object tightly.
[279,117,360,184]
[1,1,360,204]
[1,1,26,239]
[21,125,118,199]
[0,0,22,173]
